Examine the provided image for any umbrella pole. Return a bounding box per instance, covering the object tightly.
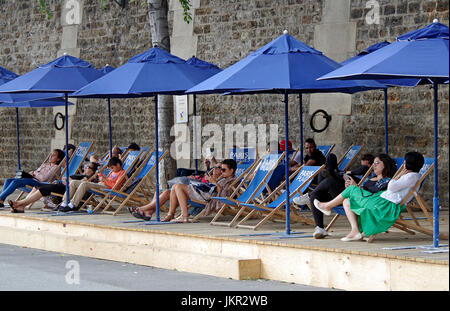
[432,83,439,248]
[284,91,291,235]
[193,94,198,175]
[155,95,160,222]
[299,93,303,162]
[107,97,113,157]
[15,108,21,171]
[384,89,389,154]
[64,93,70,206]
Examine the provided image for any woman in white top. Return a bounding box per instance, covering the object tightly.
[313,152,424,241]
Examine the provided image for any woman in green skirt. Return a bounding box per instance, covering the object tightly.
[314,152,424,241]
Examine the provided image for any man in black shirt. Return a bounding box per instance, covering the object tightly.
[289,138,326,174]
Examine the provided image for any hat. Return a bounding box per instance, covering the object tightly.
[279,140,292,151]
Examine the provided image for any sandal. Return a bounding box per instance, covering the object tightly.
[127,206,138,215]
[132,211,152,221]
[161,214,175,222]
[170,215,190,223]
[9,201,24,214]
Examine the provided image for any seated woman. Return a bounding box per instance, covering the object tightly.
[130,162,225,221]
[164,159,237,223]
[294,153,395,239]
[9,161,100,213]
[313,152,424,241]
[0,149,65,209]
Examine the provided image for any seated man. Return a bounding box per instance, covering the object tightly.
[58,157,126,212]
[289,138,326,174]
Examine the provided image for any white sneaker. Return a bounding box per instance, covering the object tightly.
[313,226,329,239]
[293,193,310,206]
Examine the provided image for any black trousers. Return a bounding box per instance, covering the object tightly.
[308,177,345,228]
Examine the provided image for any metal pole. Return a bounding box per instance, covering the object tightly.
[193,94,198,175]
[64,93,70,206]
[299,93,303,162]
[284,91,291,235]
[15,108,21,171]
[432,83,439,248]
[384,88,389,154]
[107,97,113,157]
[155,95,160,222]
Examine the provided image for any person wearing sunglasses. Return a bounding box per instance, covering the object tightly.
[129,162,231,221]
[162,159,237,223]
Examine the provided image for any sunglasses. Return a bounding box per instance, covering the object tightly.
[221,168,228,172]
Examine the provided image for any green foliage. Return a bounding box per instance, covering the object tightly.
[38,0,192,23]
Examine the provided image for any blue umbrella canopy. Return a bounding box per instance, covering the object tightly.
[187,32,386,94]
[72,47,222,98]
[318,22,449,84]
[341,41,420,87]
[100,65,115,74]
[0,54,103,94]
[0,66,66,103]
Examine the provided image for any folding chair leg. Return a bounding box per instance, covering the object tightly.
[210,204,230,226]
[325,214,340,231]
[191,209,205,222]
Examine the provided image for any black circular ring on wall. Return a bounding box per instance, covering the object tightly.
[54,112,65,130]
[310,109,332,133]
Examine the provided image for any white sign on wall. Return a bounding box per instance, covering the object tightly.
[175,95,189,123]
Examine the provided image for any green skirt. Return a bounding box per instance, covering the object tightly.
[341,185,405,236]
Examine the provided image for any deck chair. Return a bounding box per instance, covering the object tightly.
[337,145,363,172]
[16,142,93,201]
[325,166,374,232]
[186,157,263,221]
[209,152,285,227]
[95,149,168,215]
[317,144,335,158]
[234,165,325,230]
[77,149,144,212]
[367,156,448,242]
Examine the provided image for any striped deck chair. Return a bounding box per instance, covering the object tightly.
[209,152,285,227]
[97,149,168,215]
[317,144,335,158]
[78,149,143,212]
[337,145,363,172]
[367,156,448,242]
[235,165,325,230]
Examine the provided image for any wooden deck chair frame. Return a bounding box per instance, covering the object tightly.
[43,148,144,211]
[235,164,325,230]
[76,149,145,213]
[337,145,364,172]
[209,152,286,227]
[366,156,448,243]
[97,149,168,215]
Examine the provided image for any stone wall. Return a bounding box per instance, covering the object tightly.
[0,0,448,206]
[0,0,62,176]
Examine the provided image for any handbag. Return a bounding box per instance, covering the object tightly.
[15,170,34,179]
